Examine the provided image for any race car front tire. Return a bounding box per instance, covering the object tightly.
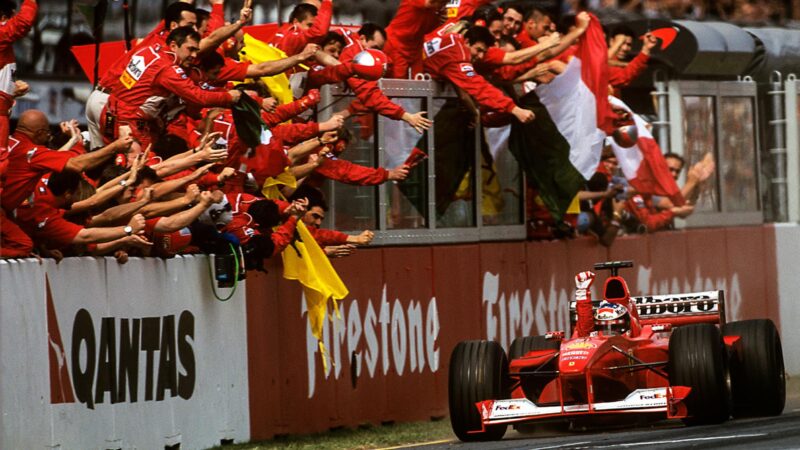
[722,319,785,417]
[668,324,731,425]
[448,340,509,441]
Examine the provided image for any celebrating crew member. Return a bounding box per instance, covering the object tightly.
[101,27,242,158]
[422,24,534,123]
[270,0,333,56]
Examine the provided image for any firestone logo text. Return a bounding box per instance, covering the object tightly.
[304,285,440,398]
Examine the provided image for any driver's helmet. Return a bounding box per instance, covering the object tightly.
[594,301,630,336]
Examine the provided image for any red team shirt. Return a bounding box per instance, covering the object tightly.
[13,180,84,250]
[269,0,332,56]
[422,30,515,113]
[2,133,83,212]
[383,0,444,78]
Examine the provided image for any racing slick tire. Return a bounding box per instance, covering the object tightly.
[722,319,785,417]
[668,324,731,425]
[508,335,560,360]
[449,340,509,441]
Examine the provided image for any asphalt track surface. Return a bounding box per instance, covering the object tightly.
[409,397,800,450]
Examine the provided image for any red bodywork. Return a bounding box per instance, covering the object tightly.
[472,274,729,431]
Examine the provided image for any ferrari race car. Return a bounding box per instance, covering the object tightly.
[448,260,786,441]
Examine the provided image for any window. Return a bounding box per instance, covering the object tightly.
[319,81,526,245]
[718,97,758,212]
[681,95,718,212]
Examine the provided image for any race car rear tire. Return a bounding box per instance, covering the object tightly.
[448,340,509,441]
[722,319,785,417]
[668,324,730,425]
[508,335,560,360]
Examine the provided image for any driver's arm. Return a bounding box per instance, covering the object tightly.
[574,271,596,338]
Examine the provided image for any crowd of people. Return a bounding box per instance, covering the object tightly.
[0,0,718,266]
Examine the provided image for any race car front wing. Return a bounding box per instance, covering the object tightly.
[473,387,690,431]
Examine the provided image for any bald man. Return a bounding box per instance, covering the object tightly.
[2,110,131,213]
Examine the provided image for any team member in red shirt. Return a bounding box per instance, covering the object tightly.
[87,2,197,149]
[310,24,432,133]
[500,3,524,38]
[516,6,554,48]
[219,193,307,265]
[625,192,694,232]
[289,185,373,258]
[12,171,150,254]
[422,25,534,123]
[86,1,252,148]
[270,1,332,57]
[2,110,132,213]
[383,0,447,79]
[209,32,320,84]
[101,27,241,157]
[472,30,560,81]
[0,0,36,152]
[607,26,657,96]
[291,130,409,186]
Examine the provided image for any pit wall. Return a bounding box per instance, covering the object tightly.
[245,225,785,439]
[0,225,792,448]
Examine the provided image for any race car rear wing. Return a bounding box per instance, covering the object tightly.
[569,290,726,329]
[631,290,726,326]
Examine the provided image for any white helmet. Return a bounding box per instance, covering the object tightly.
[594,301,630,336]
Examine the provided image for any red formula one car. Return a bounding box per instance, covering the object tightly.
[448,261,786,441]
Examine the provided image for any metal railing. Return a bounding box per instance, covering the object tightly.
[317,81,526,246]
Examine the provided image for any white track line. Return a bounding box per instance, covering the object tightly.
[375,439,452,450]
[590,433,766,448]
[536,441,591,449]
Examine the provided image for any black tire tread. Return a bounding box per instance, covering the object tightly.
[448,340,508,441]
[668,324,730,425]
[722,319,785,417]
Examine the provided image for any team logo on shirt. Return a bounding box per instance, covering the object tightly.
[446,0,461,18]
[172,66,189,80]
[120,47,161,89]
[459,63,476,77]
[424,38,442,57]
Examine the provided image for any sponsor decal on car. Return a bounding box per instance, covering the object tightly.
[564,341,597,350]
[632,291,719,316]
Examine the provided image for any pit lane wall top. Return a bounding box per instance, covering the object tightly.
[1,224,795,446]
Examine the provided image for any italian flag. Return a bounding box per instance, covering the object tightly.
[509,14,615,220]
[608,97,685,205]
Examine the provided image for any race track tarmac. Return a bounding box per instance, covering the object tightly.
[411,397,800,450]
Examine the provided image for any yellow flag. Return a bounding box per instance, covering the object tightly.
[240,34,295,105]
[262,173,349,373]
[261,168,297,199]
[566,193,581,214]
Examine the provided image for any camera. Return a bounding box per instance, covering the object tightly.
[214,249,245,289]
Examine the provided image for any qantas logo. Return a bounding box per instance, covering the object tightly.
[46,277,196,409]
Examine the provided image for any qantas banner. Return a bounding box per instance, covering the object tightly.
[0,256,249,449]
